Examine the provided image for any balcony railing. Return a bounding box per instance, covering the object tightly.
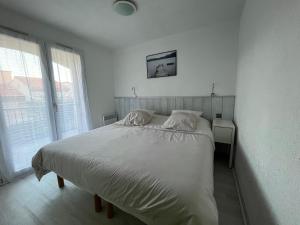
[2,101,79,171]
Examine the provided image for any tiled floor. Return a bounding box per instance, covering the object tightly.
[214,144,245,225]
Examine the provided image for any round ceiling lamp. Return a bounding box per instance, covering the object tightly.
[113,0,137,16]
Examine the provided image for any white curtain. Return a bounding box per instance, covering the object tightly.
[0,32,53,181]
[50,46,91,138]
[0,32,91,184]
[0,125,12,185]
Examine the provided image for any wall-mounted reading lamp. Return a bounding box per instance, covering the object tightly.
[132,87,138,98]
[210,81,216,97]
[210,81,216,121]
[210,81,223,120]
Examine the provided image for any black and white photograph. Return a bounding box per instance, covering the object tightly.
[146,50,177,78]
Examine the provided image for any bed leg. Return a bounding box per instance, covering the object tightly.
[57,175,64,188]
[107,202,114,219]
[94,195,102,212]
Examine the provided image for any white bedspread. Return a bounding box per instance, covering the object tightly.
[32,115,218,225]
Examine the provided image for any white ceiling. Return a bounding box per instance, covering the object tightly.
[0,0,245,48]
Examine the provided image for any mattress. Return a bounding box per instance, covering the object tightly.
[32,115,218,225]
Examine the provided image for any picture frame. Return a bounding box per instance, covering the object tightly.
[146,50,177,78]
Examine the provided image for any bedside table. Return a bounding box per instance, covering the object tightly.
[212,119,236,168]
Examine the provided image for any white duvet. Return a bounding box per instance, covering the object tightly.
[32,115,218,225]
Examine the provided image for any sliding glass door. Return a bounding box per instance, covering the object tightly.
[49,46,90,139]
[0,33,53,173]
[0,32,90,179]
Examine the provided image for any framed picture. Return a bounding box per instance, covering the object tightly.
[146,50,177,78]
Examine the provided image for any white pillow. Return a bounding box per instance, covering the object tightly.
[162,112,197,131]
[172,110,203,118]
[120,110,153,126]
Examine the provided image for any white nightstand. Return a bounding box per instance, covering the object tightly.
[212,119,236,168]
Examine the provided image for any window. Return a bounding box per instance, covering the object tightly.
[0,31,90,176]
[0,33,53,172]
[50,47,90,138]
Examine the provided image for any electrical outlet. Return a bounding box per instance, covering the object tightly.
[216,113,222,118]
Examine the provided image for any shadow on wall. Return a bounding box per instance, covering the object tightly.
[235,135,277,225]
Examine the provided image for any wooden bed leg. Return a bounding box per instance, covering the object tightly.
[107,202,114,219]
[57,175,64,188]
[94,195,102,212]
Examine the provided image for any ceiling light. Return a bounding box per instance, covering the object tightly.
[113,0,137,16]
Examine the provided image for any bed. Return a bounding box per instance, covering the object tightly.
[32,114,218,225]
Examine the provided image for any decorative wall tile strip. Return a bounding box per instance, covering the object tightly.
[115,96,235,121]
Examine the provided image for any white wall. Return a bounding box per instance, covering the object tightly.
[0,7,115,128]
[113,21,239,97]
[235,0,300,224]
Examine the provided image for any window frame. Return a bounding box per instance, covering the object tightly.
[0,26,91,178]
[45,42,92,138]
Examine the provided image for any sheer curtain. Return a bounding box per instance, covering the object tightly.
[0,32,54,181]
[0,31,91,183]
[50,46,91,139]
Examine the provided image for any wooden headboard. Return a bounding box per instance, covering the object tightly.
[115,96,235,121]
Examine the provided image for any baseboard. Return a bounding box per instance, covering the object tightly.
[232,168,250,225]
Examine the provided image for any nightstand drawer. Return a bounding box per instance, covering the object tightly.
[214,127,232,144]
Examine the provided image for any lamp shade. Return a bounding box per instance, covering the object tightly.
[113,1,137,16]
